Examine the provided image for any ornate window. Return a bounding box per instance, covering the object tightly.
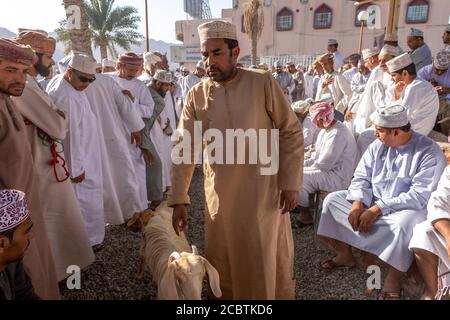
[355,2,374,27]
[406,0,429,24]
[314,4,332,29]
[276,7,294,31]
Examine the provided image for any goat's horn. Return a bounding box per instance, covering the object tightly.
[192,245,198,256]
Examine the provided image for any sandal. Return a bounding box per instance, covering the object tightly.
[320,258,356,271]
[377,290,402,300]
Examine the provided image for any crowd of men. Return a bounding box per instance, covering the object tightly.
[0,21,450,300]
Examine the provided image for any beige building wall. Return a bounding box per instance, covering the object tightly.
[175,0,450,66]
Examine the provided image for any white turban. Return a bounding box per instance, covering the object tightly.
[69,53,97,74]
[370,105,409,128]
[144,51,162,70]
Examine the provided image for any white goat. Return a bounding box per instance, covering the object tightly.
[128,202,222,300]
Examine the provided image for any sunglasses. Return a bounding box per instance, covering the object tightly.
[72,69,96,83]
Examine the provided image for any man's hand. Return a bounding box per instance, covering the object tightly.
[131,132,141,147]
[141,148,154,165]
[122,90,135,102]
[322,76,334,88]
[358,205,381,234]
[430,79,439,87]
[348,201,365,231]
[71,171,86,184]
[344,109,353,121]
[394,81,406,100]
[172,204,188,236]
[279,190,298,214]
[435,86,448,95]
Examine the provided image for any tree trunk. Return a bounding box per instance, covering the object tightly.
[251,19,258,66]
[251,36,257,66]
[63,0,93,56]
[100,44,108,61]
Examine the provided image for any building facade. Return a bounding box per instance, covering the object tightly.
[175,0,450,67]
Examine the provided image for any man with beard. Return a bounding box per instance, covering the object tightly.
[272,60,295,103]
[0,190,40,300]
[0,38,60,299]
[170,20,303,300]
[407,28,432,72]
[12,30,94,280]
[109,52,163,210]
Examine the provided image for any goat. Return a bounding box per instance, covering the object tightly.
[128,202,222,300]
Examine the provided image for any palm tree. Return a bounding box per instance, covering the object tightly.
[62,0,93,56]
[85,0,144,60]
[243,0,264,66]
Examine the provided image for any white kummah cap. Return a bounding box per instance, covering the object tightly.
[362,47,380,60]
[408,28,424,38]
[328,39,338,46]
[0,190,30,233]
[153,69,172,84]
[434,50,450,70]
[102,58,116,68]
[370,104,409,128]
[198,20,237,43]
[291,98,314,114]
[384,33,398,42]
[379,44,402,58]
[180,66,188,72]
[386,52,413,73]
[69,53,97,75]
[274,60,283,68]
[196,60,205,70]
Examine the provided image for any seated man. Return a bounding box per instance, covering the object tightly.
[0,190,40,300]
[317,105,447,299]
[417,50,450,133]
[409,165,450,300]
[356,52,439,158]
[296,102,357,227]
[291,98,320,149]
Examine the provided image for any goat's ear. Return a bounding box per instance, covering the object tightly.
[158,260,180,300]
[127,212,141,227]
[203,258,222,298]
[192,245,198,256]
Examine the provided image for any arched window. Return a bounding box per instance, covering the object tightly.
[263,0,272,7]
[355,2,374,27]
[314,4,332,29]
[406,0,429,24]
[276,7,294,31]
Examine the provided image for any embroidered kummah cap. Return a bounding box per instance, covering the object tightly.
[434,50,450,70]
[386,52,413,73]
[198,20,237,42]
[153,69,173,84]
[379,44,402,58]
[384,33,398,42]
[69,53,97,75]
[408,28,424,38]
[370,104,409,128]
[362,47,380,60]
[273,60,283,68]
[0,190,30,233]
[0,38,37,66]
[15,28,56,55]
[328,39,338,46]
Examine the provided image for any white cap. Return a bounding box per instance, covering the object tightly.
[196,60,205,70]
[274,60,283,68]
[386,52,413,73]
[362,47,380,60]
[370,105,409,128]
[379,44,402,58]
[0,189,30,233]
[408,28,424,38]
[143,51,162,70]
[198,20,238,43]
[328,39,338,46]
[153,69,172,84]
[434,50,450,70]
[102,58,115,68]
[69,53,97,75]
[384,33,398,42]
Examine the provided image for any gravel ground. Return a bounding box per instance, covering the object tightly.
[60,168,419,300]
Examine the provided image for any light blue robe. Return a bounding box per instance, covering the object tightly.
[318,132,447,272]
[410,43,433,72]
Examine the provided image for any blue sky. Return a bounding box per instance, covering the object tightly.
[0,0,231,43]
